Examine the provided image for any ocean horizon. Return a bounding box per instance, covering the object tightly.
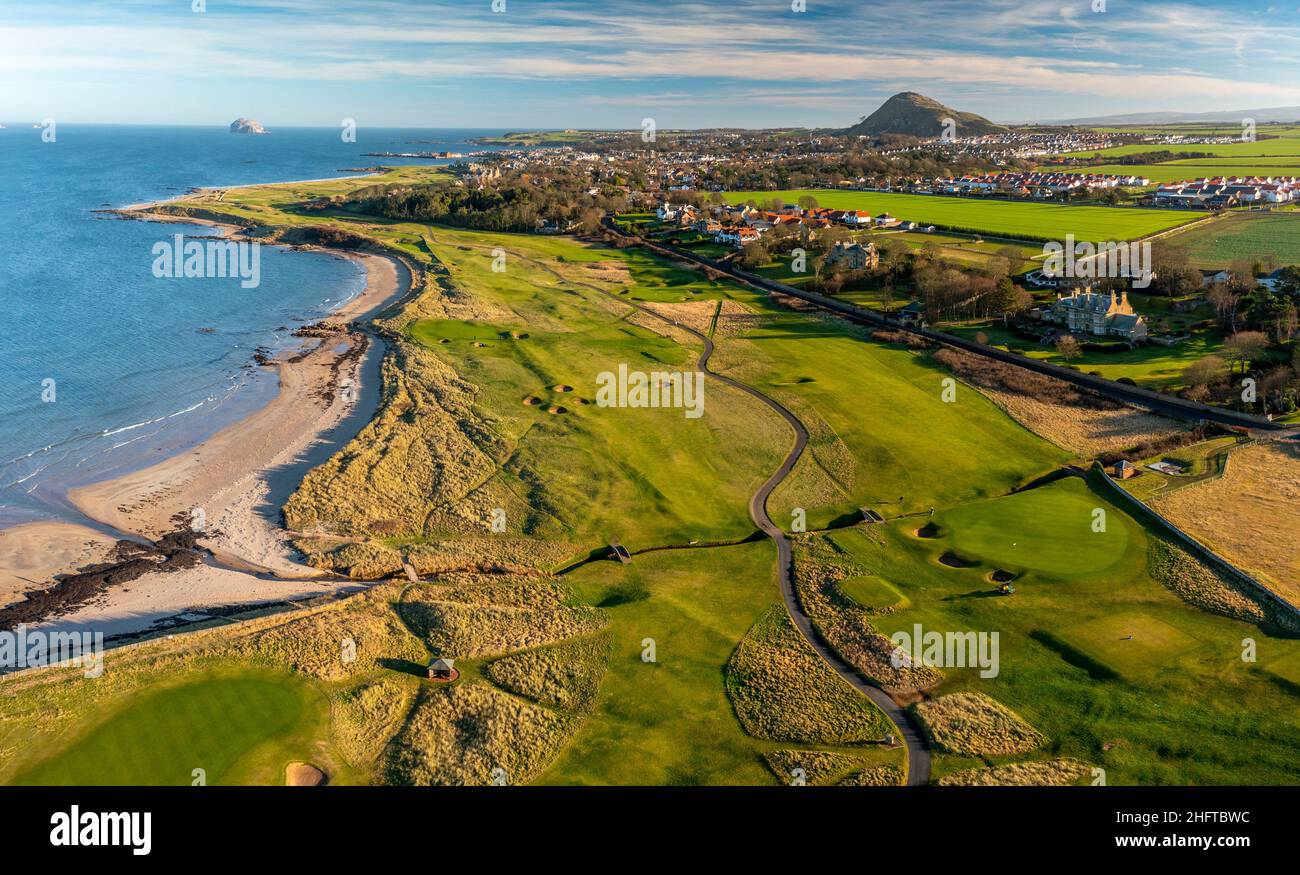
[0,124,510,530]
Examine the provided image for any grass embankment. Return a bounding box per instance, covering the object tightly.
[1150,441,1300,606]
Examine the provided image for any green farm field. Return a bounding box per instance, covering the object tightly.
[723,190,1199,242]
[1164,212,1300,267]
[1088,163,1300,183]
[1065,126,1300,158]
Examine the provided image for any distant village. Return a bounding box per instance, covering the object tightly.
[1153,176,1299,207]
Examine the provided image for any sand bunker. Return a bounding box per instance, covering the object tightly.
[552,385,573,393]
[285,762,327,786]
[547,406,568,415]
[522,396,542,406]
[938,551,979,569]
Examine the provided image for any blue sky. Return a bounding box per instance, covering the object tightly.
[2,0,1298,128]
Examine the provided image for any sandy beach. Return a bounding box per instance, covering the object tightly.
[0,521,119,609]
[1,227,412,637]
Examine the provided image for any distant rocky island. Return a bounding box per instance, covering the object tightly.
[229,118,268,134]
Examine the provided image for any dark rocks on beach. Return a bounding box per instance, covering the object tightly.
[293,321,348,338]
[0,528,208,631]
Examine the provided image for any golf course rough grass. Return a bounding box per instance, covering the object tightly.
[382,572,616,786]
[230,586,428,681]
[1146,538,1272,626]
[937,759,1092,787]
[725,606,892,745]
[913,691,1047,757]
[483,633,612,711]
[722,190,1198,242]
[763,749,885,786]
[839,765,906,786]
[385,683,579,786]
[330,675,420,768]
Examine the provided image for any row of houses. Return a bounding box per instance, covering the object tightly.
[656,201,934,248]
[934,171,1150,196]
[1153,176,1300,207]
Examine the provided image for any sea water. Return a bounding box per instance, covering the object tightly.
[0,124,506,528]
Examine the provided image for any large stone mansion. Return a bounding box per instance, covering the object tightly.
[1048,288,1147,341]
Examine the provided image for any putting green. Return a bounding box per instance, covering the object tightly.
[941,479,1129,576]
[1059,612,1200,678]
[14,674,321,786]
